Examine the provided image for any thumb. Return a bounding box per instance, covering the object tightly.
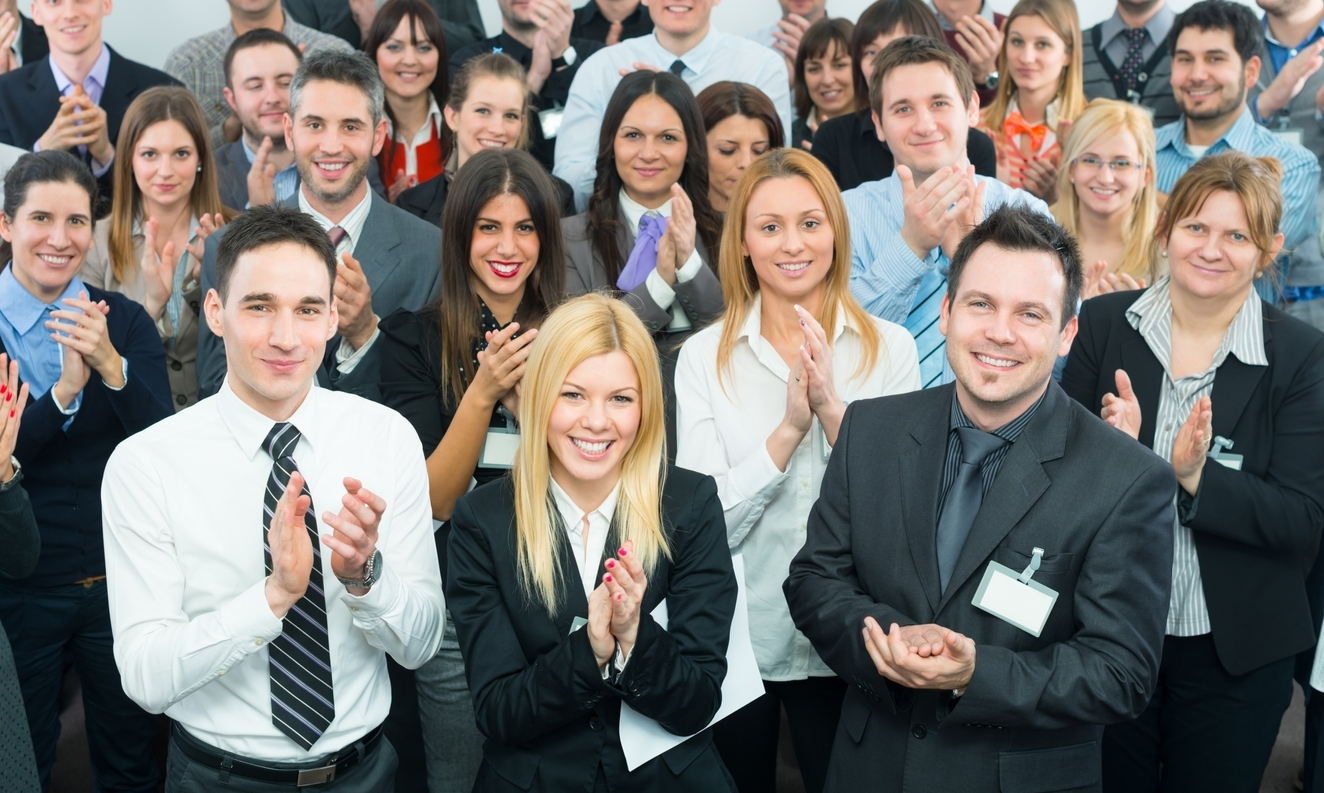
[1115,369,1136,401]
[263,163,276,180]
[896,164,916,195]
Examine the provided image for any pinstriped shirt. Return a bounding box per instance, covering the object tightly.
[1126,277,1267,636]
[937,389,1045,522]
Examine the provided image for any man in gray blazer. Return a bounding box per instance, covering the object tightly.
[785,206,1176,793]
[198,50,440,401]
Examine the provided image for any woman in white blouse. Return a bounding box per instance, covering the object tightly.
[675,148,919,793]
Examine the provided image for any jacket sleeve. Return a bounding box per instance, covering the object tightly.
[196,234,226,400]
[1060,296,1108,411]
[610,475,737,736]
[1181,334,1324,555]
[446,493,619,745]
[103,298,174,433]
[0,483,39,579]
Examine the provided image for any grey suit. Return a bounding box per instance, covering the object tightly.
[560,210,723,333]
[196,190,441,400]
[214,140,389,212]
[784,382,1176,793]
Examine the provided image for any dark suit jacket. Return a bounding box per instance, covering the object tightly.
[2,288,172,586]
[784,382,1176,793]
[1062,290,1324,676]
[811,110,998,191]
[17,14,47,66]
[0,46,179,202]
[214,139,389,212]
[446,468,738,793]
[282,0,485,52]
[397,169,577,228]
[560,210,722,334]
[195,190,442,399]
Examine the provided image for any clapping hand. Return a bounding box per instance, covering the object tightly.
[1083,262,1146,301]
[654,183,697,286]
[247,136,278,207]
[334,252,377,350]
[46,291,123,409]
[527,0,573,94]
[953,14,1003,85]
[1171,396,1213,496]
[187,214,225,283]
[0,354,30,483]
[939,165,986,261]
[862,617,976,691]
[1020,151,1061,204]
[897,164,971,261]
[772,13,813,79]
[602,540,647,659]
[1100,369,1142,441]
[139,217,177,321]
[0,13,20,76]
[264,470,315,617]
[795,305,845,444]
[321,476,386,593]
[473,323,539,408]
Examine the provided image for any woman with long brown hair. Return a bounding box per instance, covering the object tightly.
[697,81,784,215]
[82,86,231,410]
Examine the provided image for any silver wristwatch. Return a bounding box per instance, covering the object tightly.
[337,548,383,589]
[0,456,21,492]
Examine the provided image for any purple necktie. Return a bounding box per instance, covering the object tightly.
[616,212,668,292]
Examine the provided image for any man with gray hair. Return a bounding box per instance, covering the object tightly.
[196,50,441,404]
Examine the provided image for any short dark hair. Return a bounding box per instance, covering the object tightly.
[851,0,944,112]
[947,206,1083,328]
[869,36,975,117]
[1167,0,1264,65]
[697,81,785,148]
[289,50,386,128]
[215,205,337,303]
[224,28,303,89]
[0,151,98,263]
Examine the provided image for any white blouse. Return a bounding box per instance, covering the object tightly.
[551,476,621,599]
[675,297,920,680]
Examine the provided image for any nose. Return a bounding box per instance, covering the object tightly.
[268,308,297,350]
[494,227,517,258]
[735,148,754,173]
[582,397,611,432]
[912,106,937,135]
[782,223,805,255]
[1096,162,1117,184]
[638,137,659,161]
[1198,233,1223,262]
[47,220,70,249]
[985,309,1018,345]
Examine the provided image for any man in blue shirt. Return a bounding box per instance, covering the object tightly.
[843,37,1048,389]
[1154,0,1320,302]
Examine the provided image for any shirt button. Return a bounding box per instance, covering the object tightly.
[589,716,604,732]
[254,638,264,646]
[912,724,928,739]
[170,360,182,371]
[175,394,187,406]
[218,670,225,676]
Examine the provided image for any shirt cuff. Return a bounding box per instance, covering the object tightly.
[334,324,381,374]
[339,557,406,625]
[91,152,113,178]
[220,578,286,645]
[645,268,677,311]
[675,248,702,283]
[52,387,80,416]
[104,358,129,392]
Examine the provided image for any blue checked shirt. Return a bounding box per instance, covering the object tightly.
[844,173,1051,387]
[1155,107,1320,292]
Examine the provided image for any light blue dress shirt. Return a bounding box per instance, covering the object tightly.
[552,28,793,210]
[1155,107,1320,294]
[240,136,300,206]
[0,266,88,416]
[844,173,1051,386]
[39,44,113,177]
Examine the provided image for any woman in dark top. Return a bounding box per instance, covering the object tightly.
[812,0,997,189]
[378,147,566,793]
[0,354,39,793]
[792,18,855,152]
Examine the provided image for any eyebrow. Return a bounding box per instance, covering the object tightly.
[476,215,534,225]
[888,93,954,110]
[962,289,1056,319]
[562,380,639,394]
[619,124,682,135]
[300,112,369,126]
[238,293,328,306]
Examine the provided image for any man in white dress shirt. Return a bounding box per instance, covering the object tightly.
[102,205,444,792]
[553,0,793,209]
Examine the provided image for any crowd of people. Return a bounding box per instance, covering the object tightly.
[0,0,1323,792]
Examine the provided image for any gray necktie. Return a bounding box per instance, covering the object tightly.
[668,59,686,76]
[936,427,1008,593]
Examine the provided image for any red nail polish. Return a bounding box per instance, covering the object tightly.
[605,559,615,569]
[604,574,613,583]
[619,547,628,556]
[615,593,623,601]
[1,385,7,394]
[5,393,10,402]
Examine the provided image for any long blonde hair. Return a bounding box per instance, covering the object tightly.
[716,148,882,387]
[109,87,231,283]
[981,0,1086,130]
[512,294,670,615]
[1051,99,1158,281]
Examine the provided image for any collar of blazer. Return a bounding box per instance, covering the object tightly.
[612,204,711,265]
[896,381,1070,616]
[1115,291,1271,453]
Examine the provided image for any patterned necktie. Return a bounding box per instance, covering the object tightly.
[327,225,348,250]
[905,267,952,388]
[616,211,668,291]
[1118,28,1149,96]
[936,427,1008,593]
[669,59,687,76]
[262,422,335,750]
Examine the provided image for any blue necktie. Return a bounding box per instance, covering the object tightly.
[617,212,668,292]
[905,266,953,388]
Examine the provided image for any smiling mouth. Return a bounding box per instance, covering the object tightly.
[635,167,663,178]
[974,353,1020,369]
[664,5,692,13]
[37,253,72,266]
[262,359,303,373]
[315,161,348,174]
[777,261,810,274]
[477,139,505,149]
[489,260,521,278]
[1184,86,1219,98]
[60,25,87,35]
[571,438,613,457]
[1088,186,1119,196]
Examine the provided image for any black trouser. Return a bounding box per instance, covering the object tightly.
[165,727,397,793]
[1102,633,1293,793]
[713,676,847,793]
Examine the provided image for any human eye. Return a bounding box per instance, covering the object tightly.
[761,222,780,233]
[803,219,820,230]
[717,147,736,156]
[806,63,821,73]
[386,42,402,52]
[753,146,768,155]
[30,212,48,223]
[418,43,433,53]
[68,216,85,226]
[1010,36,1024,47]
[1229,231,1248,242]
[473,107,489,115]
[504,112,521,121]
[477,222,498,233]
[561,390,582,400]
[1186,223,1204,233]
[863,47,879,58]
[1079,156,1101,168]
[344,123,359,133]
[611,394,634,404]
[298,306,322,316]
[516,223,536,234]
[663,133,681,142]
[1112,159,1134,170]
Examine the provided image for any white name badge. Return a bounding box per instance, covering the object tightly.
[972,548,1059,637]
[478,429,520,469]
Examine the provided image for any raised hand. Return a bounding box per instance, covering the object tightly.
[863,617,976,691]
[320,476,386,592]
[387,168,416,204]
[953,14,1003,84]
[1260,40,1324,118]
[349,0,378,41]
[602,539,648,658]
[795,305,845,444]
[1171,396,1212,496]
[37,90,108,156]
[939,165,985,261]
[0,354,30,482]
[772,13,813,79]
[247,136,278,207]
[1020,152,1060,204]
[334,252,377,350]
[187,213,226,283]
[46,291,124,409]
[1099,272,1146,295]
[897,164,970,261]
[1100,368,1142,441]
[73,86,113,166]
[532,0,573,62]
[587,583,616,666]
[473,323,540,407]
[655,183,696,286]
[0,13,19,76]
[1082,260,1108,301]
[264,470,315,617]
[528,28,554,94]
[139,217,177,321]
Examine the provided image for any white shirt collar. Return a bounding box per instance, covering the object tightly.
[618,187,673,232]
[648,25,720,71]
[389,94,444,148]
[736,293,853,378]
[215,377,324,462]
[549,475,621,529]
[297,186,373,252]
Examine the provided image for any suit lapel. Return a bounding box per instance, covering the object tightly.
[1209,322,1270,441]
[1120,332,1165,451]
[937,384,1068,613]
[27,60,61,140]
[551,531,590,637]
[899,386,954,616]
[356,194,403,291]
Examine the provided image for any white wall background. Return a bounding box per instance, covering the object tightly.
[103,0,1259,70]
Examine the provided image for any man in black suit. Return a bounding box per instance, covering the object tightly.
[0,0,177,203]
[785,206,1177,793]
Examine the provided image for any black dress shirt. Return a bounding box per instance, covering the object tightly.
[812,109,998,191]
[571,0,654,45]
[938,389,1045,517]
[449,32,604,169]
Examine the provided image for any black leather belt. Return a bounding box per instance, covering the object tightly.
[172,724,384,787]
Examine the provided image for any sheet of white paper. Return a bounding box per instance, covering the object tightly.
[618,554,763,772]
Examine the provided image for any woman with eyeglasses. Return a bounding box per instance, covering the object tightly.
[1052,99,1159,300]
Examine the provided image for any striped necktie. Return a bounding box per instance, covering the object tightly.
[262,422,335,749]
[906,266,952,388]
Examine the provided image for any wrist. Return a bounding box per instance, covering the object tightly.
[264,577,299,619]
[51,381,76,411]
[900,226,934,261]
[345,316,379,351]
[0,463,12,483]
[98,352,126,388]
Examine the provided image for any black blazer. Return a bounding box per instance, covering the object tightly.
[17,14,47,66]
[446,468,738,792]
[397,170,577,228]
[0,46,179,201]
[811,109,998,190]
[1061,289,1324,676]
[784,382,1176,793]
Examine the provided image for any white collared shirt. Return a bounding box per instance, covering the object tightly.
[675,296,920,679]
[618,187,704,332]
[102,380,444,761]
[296,187,379,370]
[554,27,792,209]
[386,94,444,179]
[550,476,621,599]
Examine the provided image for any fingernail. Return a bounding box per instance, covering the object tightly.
[799,318,806,326]
[604,574,613,583]
[618,547,627,556]
[5,393,10,402]
[0,385,6,394]
[615,593,623,601]
[605,559,615,569]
